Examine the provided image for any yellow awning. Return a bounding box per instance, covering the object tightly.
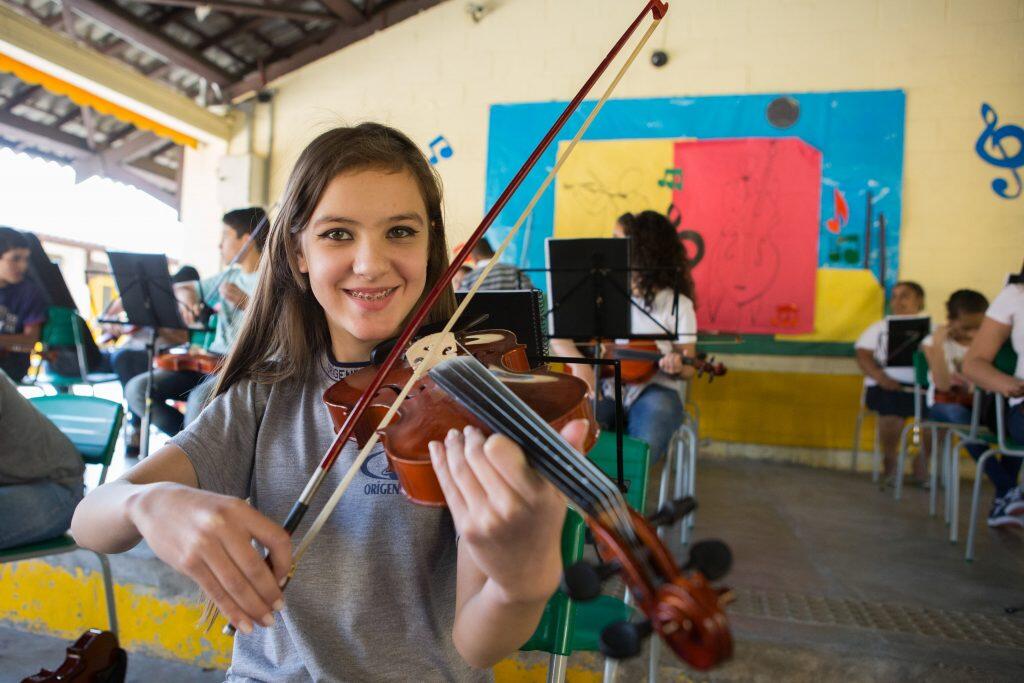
[0,53,197,148]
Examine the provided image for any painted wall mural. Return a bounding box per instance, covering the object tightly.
[484,90,906,354]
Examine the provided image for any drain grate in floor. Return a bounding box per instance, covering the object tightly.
[731,589,1024,649]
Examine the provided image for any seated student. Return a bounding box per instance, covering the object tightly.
[457,237,535,291]
[124,208,266,437]
[855,281,930,487]
[552,210,697,464]
[0,370,84,549]
[0,227,48,382]
[963,276,1024,528]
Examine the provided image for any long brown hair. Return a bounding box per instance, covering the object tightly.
[215,123,457,395]
[617,210,696,308]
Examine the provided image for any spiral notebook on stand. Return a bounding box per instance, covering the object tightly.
[455,289,548,360]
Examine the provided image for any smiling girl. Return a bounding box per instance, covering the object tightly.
[71,124,586,681]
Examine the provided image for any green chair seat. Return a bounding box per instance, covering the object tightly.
[29,395,123,466]
[587,431,650,511]
[0,534,76,561]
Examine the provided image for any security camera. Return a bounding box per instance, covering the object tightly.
[466,2,489,22]
[651,50,668,67]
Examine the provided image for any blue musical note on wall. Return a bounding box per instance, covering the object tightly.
[428,135,453,165]
[975,103,1023,199]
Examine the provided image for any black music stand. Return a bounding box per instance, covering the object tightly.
[107,252,187,458]
[885,316,930,370]
[23,231,76,309]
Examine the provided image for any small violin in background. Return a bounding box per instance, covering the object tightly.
[22,629,126,683]
[598,340,727,384]
[154,348,222,375]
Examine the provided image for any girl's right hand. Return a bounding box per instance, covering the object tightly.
[127,483,292,634]
[1002,376,1024,399]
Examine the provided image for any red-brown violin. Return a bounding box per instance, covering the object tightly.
[597,340,727,384]
[324,328,733,668]
[22,629,126,683]
[153,349,222,374]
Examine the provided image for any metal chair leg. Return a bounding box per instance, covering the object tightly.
[603,657,619,682]
[546,653,568,683]
[894,422,914,500]
[91,550,118,637]
[965,450,997,562]
[648,635,660,683]
[872,419,882,483]
[929,425,939,516]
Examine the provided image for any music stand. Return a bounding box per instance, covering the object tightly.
[107,252,187,458]
[885,315,930,370]
[454,290,548,359]
[22,231,76,309]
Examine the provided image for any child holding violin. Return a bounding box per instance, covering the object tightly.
[71,124,588,680]
[963,274,1024,528]
[551,210,698,464]
[123,207,266,437]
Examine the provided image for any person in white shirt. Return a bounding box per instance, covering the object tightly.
[963,276,1024,527]
[552,210,697,465]
[855,281,927,485]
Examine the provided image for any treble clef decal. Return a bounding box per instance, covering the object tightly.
[975,103,1024,200]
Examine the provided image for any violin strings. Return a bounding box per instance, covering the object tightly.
[437,357,638,545]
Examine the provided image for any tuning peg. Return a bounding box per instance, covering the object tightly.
[647,496,697,528]
[600,619,653,659]
[560,560,620,602]
[682,539,732,581]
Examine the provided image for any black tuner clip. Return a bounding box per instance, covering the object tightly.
[560,561,620,602]
[600,619,653,659]
[682,539,733,581]
[647,496,696,528]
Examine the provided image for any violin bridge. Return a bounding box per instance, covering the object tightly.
[405,332,459,373]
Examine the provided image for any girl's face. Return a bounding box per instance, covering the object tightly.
[0,247,29,286]
[297,168,430,362]
[948,311,985,345]
[890,284,924,315]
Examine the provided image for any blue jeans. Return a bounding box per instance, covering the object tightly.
[597,384,684,464]
[0,481,83,550]
[931,401,1024,498]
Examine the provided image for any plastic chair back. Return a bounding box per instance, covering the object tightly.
[585,430,651,510]
[29,395,123,466]
[190,314,218,350]
[913,348,930,389]
[40,306,77,347]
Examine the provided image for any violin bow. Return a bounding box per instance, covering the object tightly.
[285,1,668,581]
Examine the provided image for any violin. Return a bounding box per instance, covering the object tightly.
[323,329,732,668]
[22,629,127,683]
[153,348,222,374]
[934,386,974,409]
[597,341,727,384]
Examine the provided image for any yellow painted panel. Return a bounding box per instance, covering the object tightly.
[777,268,883,343]
[495,659,603,682]
[553,139,677,237]
[0,560,231,669]
[692,370,872,449]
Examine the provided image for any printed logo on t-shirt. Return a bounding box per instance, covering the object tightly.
[361,449,401,495]
[0,306,17,334]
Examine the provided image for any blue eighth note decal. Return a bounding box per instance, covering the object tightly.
[428,135,454,165]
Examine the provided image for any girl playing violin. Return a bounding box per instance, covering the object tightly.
[552,210,697,464]
[71,123,588,680]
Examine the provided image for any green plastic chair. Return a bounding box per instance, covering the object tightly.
[0,395,125,636]
[33,307,119,391]
[189,314,218,351]
[520,432,650,682]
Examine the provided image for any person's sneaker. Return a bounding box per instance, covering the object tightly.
[125,424,141,459]
[1004,486,1024,516]
[988,496,1024,529]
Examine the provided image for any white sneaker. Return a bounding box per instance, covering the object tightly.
[1004,487,1024,516]
[989,495,1024,529]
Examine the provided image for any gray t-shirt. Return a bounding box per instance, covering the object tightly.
[170,358,491,683]
[0,372,84,491]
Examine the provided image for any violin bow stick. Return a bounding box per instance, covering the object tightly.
[282,1,669,587]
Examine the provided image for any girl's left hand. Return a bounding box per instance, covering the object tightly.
[659,352,685,375]
[429,421,590,605]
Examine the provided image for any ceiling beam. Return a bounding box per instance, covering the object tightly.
[135,1,337,23]
[3,84,42,112]
[63,0,234,86]
[0,3,234,143]
[228,0,446,99]
[104,129,168,164]
[318,0,366,25]
[0,109,91,158]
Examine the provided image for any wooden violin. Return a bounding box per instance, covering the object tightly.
[22,629,126,683]
[153,348,222,374]
[934,386,974,409]
[597,341,727,384]
[323,329,732,668]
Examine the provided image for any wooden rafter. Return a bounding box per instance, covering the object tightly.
[228,0,446,98]
[63,0,234,86]
[135,1,336,23]
[318,0,366,25]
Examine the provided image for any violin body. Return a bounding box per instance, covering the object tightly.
[22,629,126,683]
[598,341,728,383]
[154,349,221,375]
[325,329,598,505]
[934,386,974,409]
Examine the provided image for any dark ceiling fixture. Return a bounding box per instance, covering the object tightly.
[766,96,800,129]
